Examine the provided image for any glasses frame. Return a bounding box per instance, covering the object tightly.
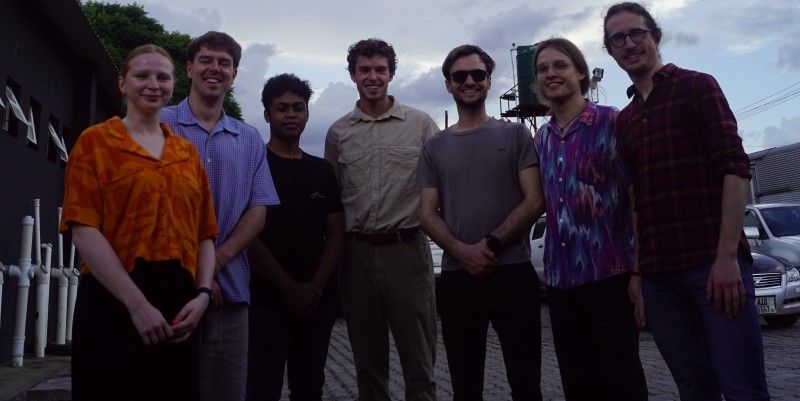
[450,69,489,84]
[609,28,650,48]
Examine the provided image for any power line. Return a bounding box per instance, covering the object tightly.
[735,81,800,121]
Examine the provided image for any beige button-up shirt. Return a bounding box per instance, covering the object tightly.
[325,97,439,232]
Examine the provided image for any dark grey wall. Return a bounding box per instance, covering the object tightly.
[0,0,121,362]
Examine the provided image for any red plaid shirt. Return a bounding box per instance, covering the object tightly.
[617,64,751,274]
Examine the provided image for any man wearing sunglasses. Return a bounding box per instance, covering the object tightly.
[604,3,769,400]
[324,38,439,401]
[418,44,545,401]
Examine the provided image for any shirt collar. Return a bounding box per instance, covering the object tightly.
[175,98,241,136]
[544,99,598,135]
[347,95,406,125]
[626,63,678,99]
[107,116,192,162]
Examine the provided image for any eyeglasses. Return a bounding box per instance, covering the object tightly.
[450,69,489,84]
[608,28,650,48]
[535,60,572,75]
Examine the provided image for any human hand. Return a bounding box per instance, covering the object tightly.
[628,274,646,328]
[707,256,746,318]
[169,294,210,343]
[128,300,172,345]
[455,240,498,278]
[283,282,320,318]
[209,279,223,308]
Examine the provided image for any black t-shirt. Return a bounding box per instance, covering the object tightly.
[250,148,344,307]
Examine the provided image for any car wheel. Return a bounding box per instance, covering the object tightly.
[764,315,799,328]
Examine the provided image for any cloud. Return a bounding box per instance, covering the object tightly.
[235,43,279,141]
[662,31,699,46]
[470,5,558,54]
[394,67,451,110]
[140,2,223,36]
[302,82,357,156]
[761,116,800,149]
[777,43,800,72]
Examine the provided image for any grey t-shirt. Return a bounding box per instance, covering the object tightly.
[417,118,539,271]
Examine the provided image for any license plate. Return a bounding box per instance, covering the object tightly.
[756,296,776,314]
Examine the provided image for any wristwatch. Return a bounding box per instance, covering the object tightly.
[197,287,214,302]
[485,234,503,254]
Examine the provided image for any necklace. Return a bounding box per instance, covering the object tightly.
[555,110,582,134]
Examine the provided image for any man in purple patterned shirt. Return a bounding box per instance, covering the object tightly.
[604,3,769,400]
[533,37,647,401]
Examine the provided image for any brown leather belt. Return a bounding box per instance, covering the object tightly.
[345,227,421,245]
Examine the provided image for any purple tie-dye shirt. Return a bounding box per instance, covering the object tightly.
[534,101,633,289]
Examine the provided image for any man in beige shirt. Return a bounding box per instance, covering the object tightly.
[324,38,439,401]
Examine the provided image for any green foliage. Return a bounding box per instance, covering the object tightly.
[81,1,243,120]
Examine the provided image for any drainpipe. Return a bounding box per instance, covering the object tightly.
[7,216,35,367]
[0,261,5,327]
[34,243,52,358]
[66,243,78,344]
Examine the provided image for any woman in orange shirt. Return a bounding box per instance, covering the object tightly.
[60,44,217,401]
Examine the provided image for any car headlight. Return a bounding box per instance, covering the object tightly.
[788,267,800,283]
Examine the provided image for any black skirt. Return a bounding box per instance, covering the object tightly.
[71,259,199,401]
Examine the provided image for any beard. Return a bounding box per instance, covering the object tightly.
[453,90,488,110]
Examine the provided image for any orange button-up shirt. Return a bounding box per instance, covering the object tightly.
[60,117,218,278]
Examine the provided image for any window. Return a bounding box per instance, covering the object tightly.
[27,98,41,149]
[531,216,546,240]
[5,81,26,137]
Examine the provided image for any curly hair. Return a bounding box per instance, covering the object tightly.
[261,73,313,112]
[346,38,397,75]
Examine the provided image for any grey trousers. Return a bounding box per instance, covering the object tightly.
[199,304,249,401]
[340,235,437,401]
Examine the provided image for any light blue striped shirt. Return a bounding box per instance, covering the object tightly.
[162,99,280,304]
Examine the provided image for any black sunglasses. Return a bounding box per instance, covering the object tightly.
[450,69,489,84]
[608,28,650,48]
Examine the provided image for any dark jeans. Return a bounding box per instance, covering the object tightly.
[245,300,337,401]
[72,260,199,401]
[437,262,542,401]
[642,250,770,401]
[548,272,648,401]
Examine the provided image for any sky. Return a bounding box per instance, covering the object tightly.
[105,0,800,157]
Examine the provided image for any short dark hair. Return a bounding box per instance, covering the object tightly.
[347,38,397,76]
[260,73,314,112]
[441,45,496,80]
[535,38,591,95]
[187,31,242,68]
[603,2,663,54]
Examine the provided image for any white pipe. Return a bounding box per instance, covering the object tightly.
[8,216,35,367]
[66,253,79,344]
[34,244,52,358]
[0,262,5,327]
[52,266,69,346]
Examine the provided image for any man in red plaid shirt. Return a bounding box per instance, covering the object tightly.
[603,2,770,400]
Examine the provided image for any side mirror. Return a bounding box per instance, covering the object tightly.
[743,226,760,239]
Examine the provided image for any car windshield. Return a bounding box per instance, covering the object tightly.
[760,206,800,237]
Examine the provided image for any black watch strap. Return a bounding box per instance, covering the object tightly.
[197,287,214,301]
[485,234,503,254]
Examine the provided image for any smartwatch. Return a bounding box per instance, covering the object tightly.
[197,287,214,302]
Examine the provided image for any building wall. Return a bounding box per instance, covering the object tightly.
[0,0,120,362]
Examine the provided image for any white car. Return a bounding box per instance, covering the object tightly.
[530,216,546,283]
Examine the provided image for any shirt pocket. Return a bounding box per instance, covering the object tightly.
[386,145,420,182]
[337,150,368,188]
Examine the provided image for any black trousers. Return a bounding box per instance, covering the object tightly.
[246,300,337,401]
[548,272,648,401]
[437,262,542,401]
[72,259,199,401]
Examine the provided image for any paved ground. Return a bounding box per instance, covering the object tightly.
[3,304,799,400]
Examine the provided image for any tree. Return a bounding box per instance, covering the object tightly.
[81,1,243,119]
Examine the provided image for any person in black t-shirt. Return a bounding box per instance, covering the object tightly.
[246,73,345,401]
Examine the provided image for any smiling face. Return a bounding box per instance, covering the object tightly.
[535,47,585,106]
[350,55,393,103]
[605,10,663,79]
[445,53,491,109]
[118,52,174,116]
[265,91,308,141]
[186,45,237,102]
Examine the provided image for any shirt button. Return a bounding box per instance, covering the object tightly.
[206,158,212,163]
[558,177,563,182]
[558,157,563,161]
[642,118,648,123]
[160,186,166,192]
[159,230,165,236]
[158,167,164,173]
[559,197,563,202]
[561,242,566,247]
